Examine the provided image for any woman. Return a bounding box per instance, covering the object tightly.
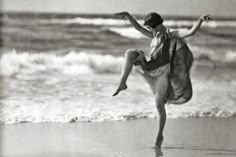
[113,12,212,148]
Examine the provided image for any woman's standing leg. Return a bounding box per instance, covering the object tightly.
[139,72,168,148]
[154,74,168,148]
[153,74,169,148]
[113,49,139,96]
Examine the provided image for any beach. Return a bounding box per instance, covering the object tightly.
[0,12,236,157]
[1,118,236,157]
[1,13,236,124]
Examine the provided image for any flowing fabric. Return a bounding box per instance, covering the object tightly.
[133,32,171,77]
[133,31,194,104]
[167,38,194,103]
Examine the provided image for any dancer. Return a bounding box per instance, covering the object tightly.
[113,12,212,148]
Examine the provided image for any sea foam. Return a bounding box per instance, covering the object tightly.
[108,27,147,39]
[1,76,236,124]
[1,49,235,77]
[0,51,236,124]
[47,17,236,28]
[0,50,123,76]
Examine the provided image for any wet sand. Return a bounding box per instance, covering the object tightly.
[0,118,236,157]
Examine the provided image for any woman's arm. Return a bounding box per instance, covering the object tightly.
[114,12,153,38]
[173,15,212,38]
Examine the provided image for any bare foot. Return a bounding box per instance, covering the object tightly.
[155,135,164,149]
[112,83,127,96]
[154,147,163,157]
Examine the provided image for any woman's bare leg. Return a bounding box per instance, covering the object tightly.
[138,71,168,148]
[113,49,139,96]
[139,72,168,148]
[153,74,168,149]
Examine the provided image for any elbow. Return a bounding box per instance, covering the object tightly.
[189,27,200,36]
[135,25,143,31]
[184,31,195,38]
[190,31,196,36]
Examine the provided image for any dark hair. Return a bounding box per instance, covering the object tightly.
[144,12,163,28]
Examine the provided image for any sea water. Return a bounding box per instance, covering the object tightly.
[0,13,236,124]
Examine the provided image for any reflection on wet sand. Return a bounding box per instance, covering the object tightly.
[160,145,236,157]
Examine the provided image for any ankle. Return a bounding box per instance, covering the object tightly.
[118,82,127,88]
[157,135,164,141]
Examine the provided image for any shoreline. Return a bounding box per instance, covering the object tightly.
[0,117,236,157]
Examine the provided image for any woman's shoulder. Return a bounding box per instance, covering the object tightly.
[169,28,189,39]
[168,29,187,47]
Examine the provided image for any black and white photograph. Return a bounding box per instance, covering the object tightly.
[0,0,236,156]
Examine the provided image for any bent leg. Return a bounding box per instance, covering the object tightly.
[113,49,139,96]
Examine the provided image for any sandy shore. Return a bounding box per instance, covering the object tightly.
[0,118,236,157]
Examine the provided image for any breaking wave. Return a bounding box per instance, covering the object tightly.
[0,50,123,77]
[47,17,236,28]
[1,49,236,77]
[108,27,147,39]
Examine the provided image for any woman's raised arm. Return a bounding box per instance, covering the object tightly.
[173,15,213,39]
[114,12,153,38]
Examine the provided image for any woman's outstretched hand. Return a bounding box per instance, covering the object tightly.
[200,15,213,22]
[114,12,129,19]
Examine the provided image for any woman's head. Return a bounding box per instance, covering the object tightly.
[144,12,163,29]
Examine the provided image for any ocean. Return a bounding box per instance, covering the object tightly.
[0,13,236,124]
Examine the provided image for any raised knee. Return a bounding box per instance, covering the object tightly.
[125,49,136,55]
[125,49,138,60]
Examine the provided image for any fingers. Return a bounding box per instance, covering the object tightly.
[113,13,124,18]
[204,15,213,21]
[113,12,121,16]
[201,15,213,21]
[113,12,128,19]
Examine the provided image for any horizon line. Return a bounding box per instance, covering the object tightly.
[1,11,236,20]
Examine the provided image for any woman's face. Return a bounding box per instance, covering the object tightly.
[145,24,161,33]
[145,25,153,31]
